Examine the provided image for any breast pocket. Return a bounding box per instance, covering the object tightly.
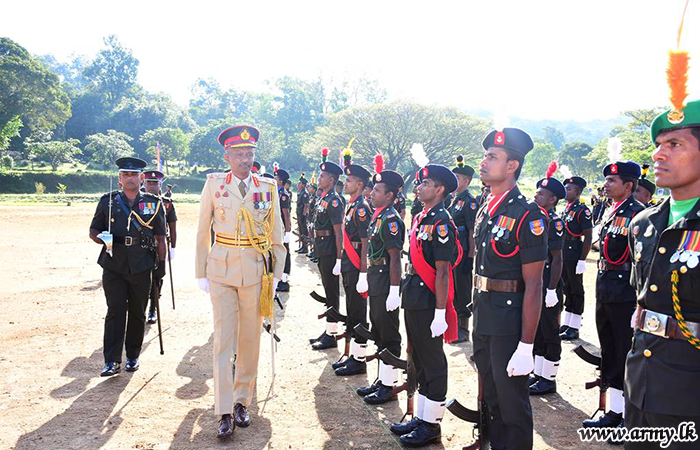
[491,235,519,258]
[206,246,228,279]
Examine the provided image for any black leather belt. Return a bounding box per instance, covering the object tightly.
[598,260,631,271]
[564,234,582,242]
[457,226,467,232]
[370,257,389,266]
[315,230,332,237]
[637,309,700,341]
[474,274,524,293]
[114,236,139,247]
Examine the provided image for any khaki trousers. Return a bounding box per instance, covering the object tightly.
[210,279,262,415]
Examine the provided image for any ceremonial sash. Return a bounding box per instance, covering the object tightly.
[409,219,463,343]
[343,228,362,271]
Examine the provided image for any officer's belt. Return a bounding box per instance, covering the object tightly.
[113,236,140,247]
[215,232,269,248]
[564,234,582,242]
[598,260,631,272]
[315,230,332,237]
[473,274,524,293]
[347,241,361,250]
[369,257,389,266]
[636,309,700,341]
[405,263,417,275]
[457,225,467,232]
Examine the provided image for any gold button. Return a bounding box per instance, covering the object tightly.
[681,266,688,274]
[643,349,652,358]
[635,253,641,260]
[650,285,658,292]
[659,247,666,254]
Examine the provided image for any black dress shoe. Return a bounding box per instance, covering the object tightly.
[276,281,290,292]
[390,417,422,435]
[560,327,579,341]
[363,384,397,405]
[234,403,251,428]
[529,379,556,395]
[125,358,140,372]
[528,374,541,387]
[399,421,441,447]
[335,357,366,376]
[147,309,157,324]
[607,419,626,446]
[310,257,318,263]
[582,411,622,428]
[217,414,234,439]
[309,331,326,344]
[311,334,337,350]
[356,380,381,397]
[298,247,308,254]
[101,362,121,377]
[331,358,348,370]
[559,325,570,334]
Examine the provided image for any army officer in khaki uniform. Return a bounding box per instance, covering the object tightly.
[195,125,286,440]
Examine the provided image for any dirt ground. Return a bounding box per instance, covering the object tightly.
[0,203,612,449]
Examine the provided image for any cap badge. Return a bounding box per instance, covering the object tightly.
[495,131,505,145]
[542,179,549,186]
[422,167,429,178]
[667,109,685,125]
[611,164,618,174]
[240,129,251,140]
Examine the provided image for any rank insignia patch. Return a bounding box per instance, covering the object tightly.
[331,199,339,208]
[530,219,545,236]
[555,220,563,232]
[437,224,448,238]
[389,221,399,235]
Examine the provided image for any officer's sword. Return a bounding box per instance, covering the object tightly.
[99,177,114,257]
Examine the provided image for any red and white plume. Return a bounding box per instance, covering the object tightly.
[546,161,558,179]
[374,153,384,174]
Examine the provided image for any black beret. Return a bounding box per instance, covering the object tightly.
[418,164,458,194]
[218,125,260,149]
[319,161,343,177]
[536,177,566,200]
[638,178,656,195]
[452,155,475,177]
[116,157,147,172]
[344,164,371,183]
[252,161,261,172]
[261,173,275,179]
[366,180,374,189]
[482,127,534,157]
[563,176,587,189]
[603,161,641,178]
[143,170,164,181]
[299,175,308,185]
[275,169,290,182]
[373,170,404,190]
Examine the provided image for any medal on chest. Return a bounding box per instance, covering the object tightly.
[455,200,464,211]
[417,224,434,241]
[610,216,631,237]
[253,191,272,210]
[492,215,516,241]
[670,230,700,268]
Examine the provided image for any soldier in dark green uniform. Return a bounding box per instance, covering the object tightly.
[306,179,319,263]
[583,161,644,430]
[530,172,565,396]
[472,128,548,450]
[334,159,372,376]
[295,174,310,254]
[275,166,293,292]
[448,155,477,343]
[635,163,656,208]
[625,99,700,449]
[89,157,167,376]
[357,165,405,405]
[560,176,593,341]
[390,164,460,447]
[310,155,345,350]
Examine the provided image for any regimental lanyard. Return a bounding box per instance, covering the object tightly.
[671,230,700,268]
[492,215,516,241]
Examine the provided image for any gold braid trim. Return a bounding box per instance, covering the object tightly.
[128,199,162,230]
[671,270,700,350]
[236,183,277,318]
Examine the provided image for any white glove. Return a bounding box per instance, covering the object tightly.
[386,285,401,311]
[430,308,448,338]
[332,258,342,276]
[168,247,176,261]
[356,272,368,294]
[506,342,534,377]
[273,277,280,294]
[631,307,639,329]
[576,260,587,274]
[284,232,291,244]
[197,278,210,294]
[545,289,559,308]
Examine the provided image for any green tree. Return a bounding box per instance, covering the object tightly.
[0,115,22,152]
[27,137,81,171]
[141,127,190,175]
[84,130,134,166]
[522,140,558,179]
[542,126,566,150]
[83,35,139,108]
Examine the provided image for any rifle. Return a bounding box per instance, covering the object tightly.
[378,347,416,423]
[353,324,378,362]
[310,291,326,304]
[573,345,607,419]
[324,307,350,362]
[165,235,175,310]
[446,374,490,450]
[151,264,164,355]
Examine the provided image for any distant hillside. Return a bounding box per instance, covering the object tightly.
[466,109,629,146]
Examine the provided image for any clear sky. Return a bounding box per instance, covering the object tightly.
[5,0,700,121]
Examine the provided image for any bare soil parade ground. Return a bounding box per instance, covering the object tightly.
[1,203,612,449]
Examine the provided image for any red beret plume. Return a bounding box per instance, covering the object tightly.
[321,147,329,163]
[374,153,384,174]
[546,161,558,179]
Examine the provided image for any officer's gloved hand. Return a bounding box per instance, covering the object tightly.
[356,272,368,294]
[506,342,534,377]
[386,285,400,311]
[430,309,448,337]
[197,278,210,294]
[545,289,559,308]
[332,259,342,276]
[154,261,166,279]
[575,260,587,274]
[168,247,176,261]
[284,232,291,244]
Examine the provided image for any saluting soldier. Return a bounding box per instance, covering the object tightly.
[530,167,565,396]
[275,166,293,292]
[89,157,167,376]
[635,163,656,208]
[295,174,310,254]
[142,169,177,325]
[626,97,700,449]
[195,125,285,439]
[560,176,593,341]
[357,158,405,404]
[472,128,548,450]
[582,161,643,430]
[389,164,460,447]
[309,150,345,350]
[333,154,372,376]
[448,155,477,343]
